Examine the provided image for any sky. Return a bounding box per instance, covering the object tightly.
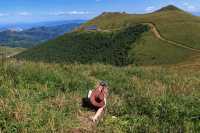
[0,0,200,23]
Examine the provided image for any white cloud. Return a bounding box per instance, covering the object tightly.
[51,11,90,16]
[187,5,196,11]
[182,2,197,12]
[183,2,189,6]
[0,13,9,17]
[18,12,31,16]
[68,11,90,15]
[145,6,155,12]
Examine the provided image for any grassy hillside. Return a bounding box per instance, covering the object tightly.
[130,32,194,65]
[16,24,149,66]
[0,59,200,132]
[84,5,200,49]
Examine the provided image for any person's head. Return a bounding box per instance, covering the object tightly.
[97,81,108,91]
[100,81,107,87]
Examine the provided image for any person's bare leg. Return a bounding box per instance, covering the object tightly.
[92,106,105,122]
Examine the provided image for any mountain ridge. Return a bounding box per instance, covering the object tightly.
[0,20,86,31]
[155,5,183,12]
[16,5,200,65]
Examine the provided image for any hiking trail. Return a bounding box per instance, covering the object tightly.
[146,23,200,52]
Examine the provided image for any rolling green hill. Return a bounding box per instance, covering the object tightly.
[84,5,200,49]
[16,5,200,65]
[16,25,149,66]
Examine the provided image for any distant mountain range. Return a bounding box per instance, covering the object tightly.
[0,20,86,31]
[193,12,200,16]
[0,20,86,48]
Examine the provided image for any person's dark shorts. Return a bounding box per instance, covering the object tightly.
[82,97,99,111]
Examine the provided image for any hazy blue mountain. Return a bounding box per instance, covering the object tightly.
[192,12,200,16]
[0,20,86,31]
[0,22,83,48]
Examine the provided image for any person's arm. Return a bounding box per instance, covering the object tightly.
[104,98,107,106]
[105,87,108,97]
[91,97,107,122]
[88,90,93,98]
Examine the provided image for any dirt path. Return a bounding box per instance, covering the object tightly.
[98,23,200,52]
[145,23,200,53]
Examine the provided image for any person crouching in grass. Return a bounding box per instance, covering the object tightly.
[82,81,108,122]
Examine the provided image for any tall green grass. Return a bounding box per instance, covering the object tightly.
[0,60,199,132]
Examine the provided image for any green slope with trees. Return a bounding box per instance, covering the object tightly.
[16,24,149,66]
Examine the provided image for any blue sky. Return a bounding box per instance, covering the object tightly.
[0,0,200,23]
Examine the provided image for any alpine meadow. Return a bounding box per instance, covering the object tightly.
[0,3,200,133]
